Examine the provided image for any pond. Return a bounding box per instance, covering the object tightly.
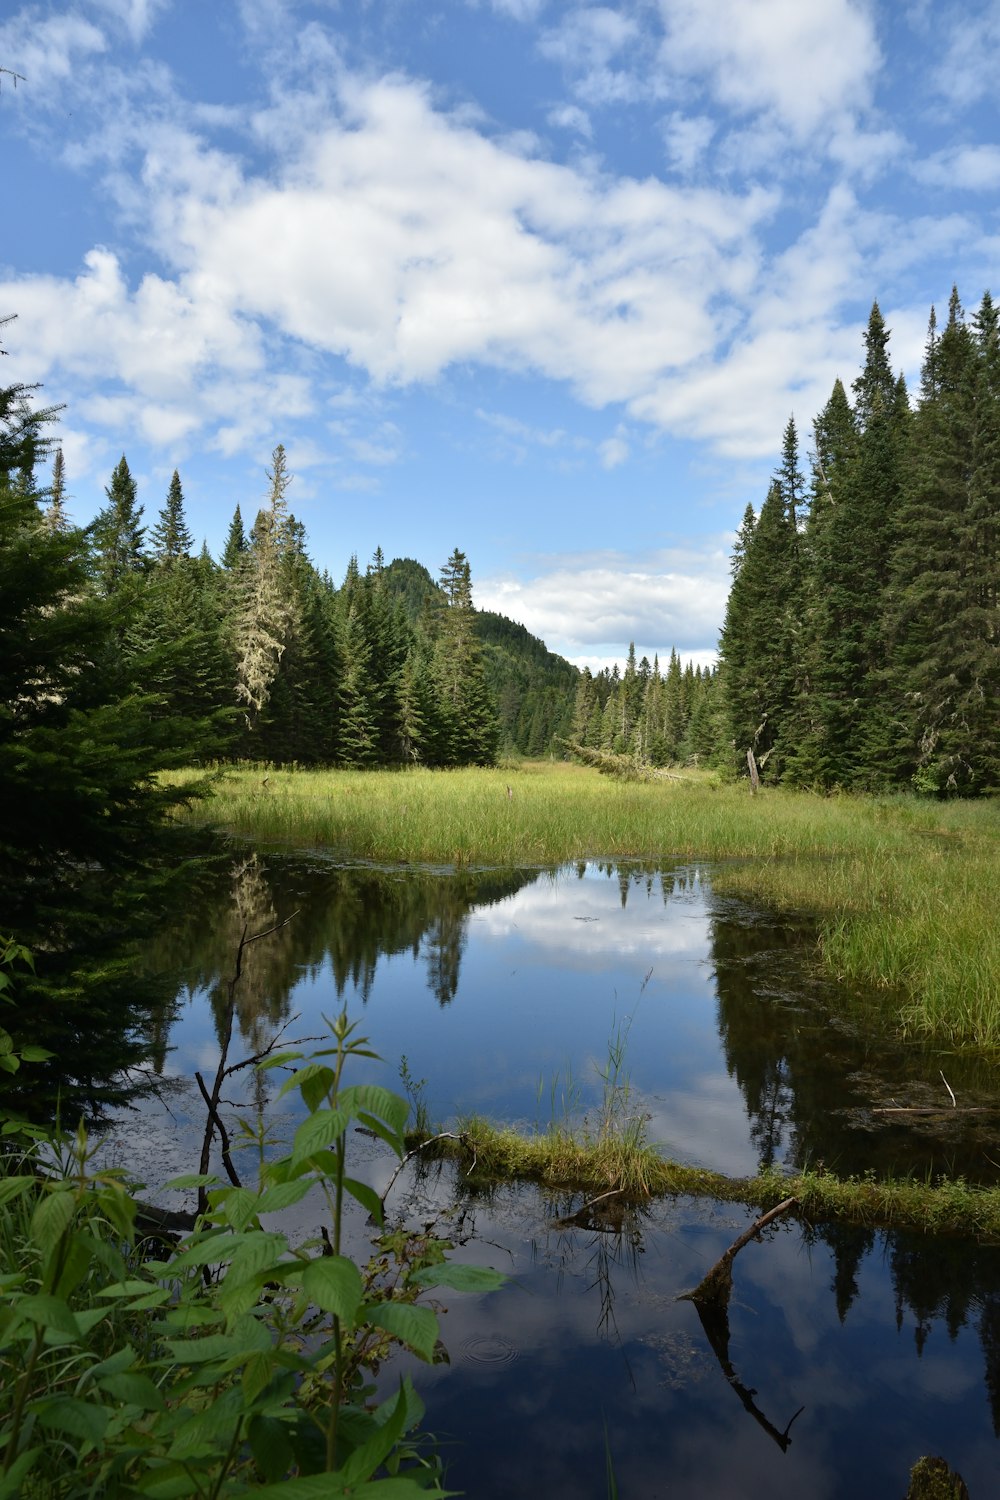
[114,852,1000,1497]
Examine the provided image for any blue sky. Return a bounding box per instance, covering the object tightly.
[2,0,998,672]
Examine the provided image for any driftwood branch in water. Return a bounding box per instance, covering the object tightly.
[681,1195,799,1304]
[679,1196,804,1451]
[379,1132,470,1212]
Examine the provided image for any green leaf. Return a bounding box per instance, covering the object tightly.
[98,1371,166,1410]
[249,1414,295,1482]
[0,1447,43,1499]
[256,1476,453,1499]
[257,1049,303,1073]
[0,1175,35,1207]
[412,1263,506,1293]
[291,1105,350,1166]
[365,1301,439,1362]
[300,1255,363,1325]
[342,1084,409,1139]
[14,1293,82,1339]
[277,1061,334,1105]
[256,1179,312,1214]
[337,1382,409,1487]
[163,1172,220,1190]
[222,1187,262,1231]
[167,1229,261,1273]
[342,1176,384,1224]
[38,1395,111,1445]
[18,1045,54,1062]
[30,1186,75,1255]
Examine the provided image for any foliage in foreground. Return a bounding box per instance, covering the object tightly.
[0,1012,503,1497]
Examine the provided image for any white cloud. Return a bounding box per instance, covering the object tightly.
[547,103,593,138]
[0,8,107,86]
[598,434,628,469]
[661,111,714,175]
[539,7,639,71]
[914,143,1000,191]
[91,0,167,44]
[478,547,731,655]
[931,1,1000,109]
[656,0,881,137]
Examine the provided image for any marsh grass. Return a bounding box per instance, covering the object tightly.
[416,1121,1000,1241]
[170,762,1000,1047]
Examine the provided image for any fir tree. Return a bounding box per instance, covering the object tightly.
[151,469,193,565]
[90,454,146,594]
[43,446,68,531]
[222,504,247,568]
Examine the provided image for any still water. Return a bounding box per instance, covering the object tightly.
[121,852,1000,1497]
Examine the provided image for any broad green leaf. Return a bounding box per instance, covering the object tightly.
[342,1176,383,1224]
[300,1255,363,1325]
[365,1301,438,1362]
[98,1372,165,1410]
[14,1293,82,1339]
[163,1172,220,1190]
[30,1187,75,1255]
[225,1232,287,1287]
[0,1447,43,1499]
[257,1049,303,1073]
[276,1061,334,1104]
[412,1263,506,1293]
[19,1045,54,1062]
[0,1175,35,1207]
[337,1382,409,1487]
[222,1187,262,1231]
[341,1084,409,1139]
[248,1414,294,1483]
[241,1350,274,1405]
[256,1179,313,1214]
[38,1395,111,1445]
[291,1105,350,1166]
[167,1229,261,1273]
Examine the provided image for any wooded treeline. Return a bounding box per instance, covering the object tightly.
[718,290,1000,794]
[30,438,583,771]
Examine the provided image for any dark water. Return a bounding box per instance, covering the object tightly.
[112,852,1000,1496]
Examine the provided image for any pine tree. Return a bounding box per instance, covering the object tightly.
[90,454,146,594]
[151,469,193,565]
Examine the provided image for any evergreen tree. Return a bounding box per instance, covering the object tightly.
[431,549,500,765]
[221,504,247,568]
[151,468,193,565]
[43,446,67,531]
[90,454,146,594]
[233,445,295,731]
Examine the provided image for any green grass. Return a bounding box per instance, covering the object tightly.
[416,1118,1000,1241]
[169,761,1000,1047]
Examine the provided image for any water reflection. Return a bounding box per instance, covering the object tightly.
[137,852,1000,1187]
[381,1164,1000,1499]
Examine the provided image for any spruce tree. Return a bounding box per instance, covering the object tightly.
[221,504,247,568]
[151,468,193,565]
[90,454,146,594]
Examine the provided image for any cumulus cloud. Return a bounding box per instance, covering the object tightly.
[656,0,882,137]
[477,546,731,657]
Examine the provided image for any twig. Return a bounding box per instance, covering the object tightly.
[195,1071,241,1189]
[379,1132,468,1210]
[940,1071,957,1109]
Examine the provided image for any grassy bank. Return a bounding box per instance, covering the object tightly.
[169,761,1000,1046]
[419,1118,1000,1242]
